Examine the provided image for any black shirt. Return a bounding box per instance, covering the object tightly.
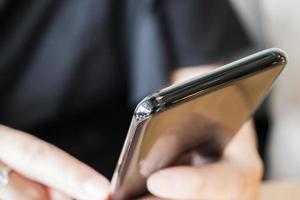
[0,0,251,177]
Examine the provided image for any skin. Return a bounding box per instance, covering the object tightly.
[0,125,110,200]
[0,66,263,200]
[143,66,263,200]
[143,120,263,200]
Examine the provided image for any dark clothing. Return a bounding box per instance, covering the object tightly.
[0,0,251,177]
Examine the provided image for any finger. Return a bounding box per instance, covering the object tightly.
[147,161,259,200]
[137,195,160,200]
[140,114,226,176]
[48,188,72,200]
[0,125,110,200]
[0,162,49,200]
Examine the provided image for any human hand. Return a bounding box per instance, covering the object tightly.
[0,125,110,200]
[146,121,263,200]
[139,66,263,200]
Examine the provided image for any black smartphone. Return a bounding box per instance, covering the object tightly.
[110,48,287,200]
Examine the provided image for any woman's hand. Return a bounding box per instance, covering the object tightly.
[0,125,110,200]
[140,66,263,200]
[146,121,263,199]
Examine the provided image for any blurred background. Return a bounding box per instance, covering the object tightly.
[0,0,299,194]
[231,0,300,180]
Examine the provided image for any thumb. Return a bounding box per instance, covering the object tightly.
[146,161,257,200]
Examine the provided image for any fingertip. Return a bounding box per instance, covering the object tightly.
[146,169,183,198]
[81,176,110,200]
[146,167,204,199]
[146,171,163,194]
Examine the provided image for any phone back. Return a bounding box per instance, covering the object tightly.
[111,48,287,199]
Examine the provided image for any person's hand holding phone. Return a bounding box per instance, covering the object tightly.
[144,120,263,200]
[137,66,264,200]
[0,125,110,200]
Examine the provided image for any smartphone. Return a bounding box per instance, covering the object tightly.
[110,48,287,199]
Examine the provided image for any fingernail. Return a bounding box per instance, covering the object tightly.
[82,177,109,200]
